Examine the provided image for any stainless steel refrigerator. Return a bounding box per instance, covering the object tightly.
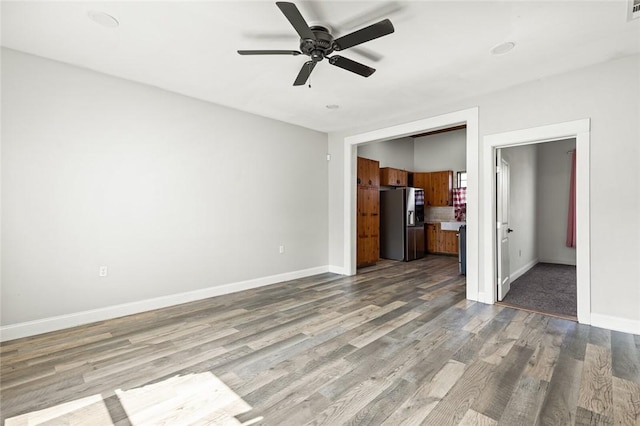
[380,187,425,261]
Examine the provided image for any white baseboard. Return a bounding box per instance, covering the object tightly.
[0,265,330,342]
[510,259,539,282]
[328,265,347,275]
[538,258,577,266]
[590,313,640,335]
[477,292,494,304]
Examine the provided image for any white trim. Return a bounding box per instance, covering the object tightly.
[537,258,577,266]
[0,265,330,342]
[510,259,539,282]
[483,119,591,324]
[343,107,480,303]
[477,292,493,304]
[591,314,640,336]
[328,265,347,275]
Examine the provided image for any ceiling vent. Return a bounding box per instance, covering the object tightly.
[629,0,640,21]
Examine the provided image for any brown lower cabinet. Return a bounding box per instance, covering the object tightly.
[426,222,459,255]
[426,223,438,253]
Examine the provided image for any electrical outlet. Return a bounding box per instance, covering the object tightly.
[279,245,285,254]
[99,266,108,277]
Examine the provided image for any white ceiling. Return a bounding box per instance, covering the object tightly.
[2,1,639,133]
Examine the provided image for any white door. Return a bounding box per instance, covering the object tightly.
[496,149,512,301]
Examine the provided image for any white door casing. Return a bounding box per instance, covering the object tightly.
[343,107,480,302]
[496,149,511,301]
[482,119,590,324]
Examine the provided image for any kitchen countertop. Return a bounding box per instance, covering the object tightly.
[427,221,466,231]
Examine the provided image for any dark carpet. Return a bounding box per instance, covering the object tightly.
[502,262,577,318]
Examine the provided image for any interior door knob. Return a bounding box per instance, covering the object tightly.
[507,228,514,233]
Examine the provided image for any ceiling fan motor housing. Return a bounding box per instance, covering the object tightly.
[301,26,334,62]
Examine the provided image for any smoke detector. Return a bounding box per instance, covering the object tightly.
[88,11,119,28]
[491,42,515,55]
[629,0,640,21]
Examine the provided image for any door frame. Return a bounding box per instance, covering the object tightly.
[343,107,480,302]
[483,119,591,324]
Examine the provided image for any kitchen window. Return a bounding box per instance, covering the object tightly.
[457,171,467,188]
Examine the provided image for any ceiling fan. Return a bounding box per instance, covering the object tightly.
[237,2,395,86]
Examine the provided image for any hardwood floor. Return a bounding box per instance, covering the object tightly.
[1,256,639,425]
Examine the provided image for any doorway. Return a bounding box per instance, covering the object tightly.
[343,107,480,302]
[355,127,467,270]
[483,119,591,324]
[496,140,578,320]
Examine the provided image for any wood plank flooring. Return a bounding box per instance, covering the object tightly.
[1,256,639,425]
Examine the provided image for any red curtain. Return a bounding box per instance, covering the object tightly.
[566,149,577,248]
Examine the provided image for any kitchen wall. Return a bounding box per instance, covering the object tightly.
[358,129,466,222]
[356,137,414,170]
[414,128,467,174]
[415,128,467,222]
[536,139,577,265]
[357,129,467,177]
[1,48,329,328]
[502,144,538,280]
[328,54,640,326]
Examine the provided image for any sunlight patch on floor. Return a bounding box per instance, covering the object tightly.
[5,372,261,425]
[116,373,254,424]
[5,394,111,425]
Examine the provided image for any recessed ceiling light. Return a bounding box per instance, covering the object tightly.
[491,41,515,55]
[326,104,339,110]
[88,11,119,28]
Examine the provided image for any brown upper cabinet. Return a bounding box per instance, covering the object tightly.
[413,170,453,206]
[380,167,408,187]
[430,170,453,206]
[357,157,380,188]
[413,172,430,194]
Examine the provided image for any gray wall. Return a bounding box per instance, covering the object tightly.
[356,137,414,170]
[1,49,329,325]
[414,128,467,174]
[328,54,640,323]
[502,144,538,279]
[536,139,577,265]
[357,129,467,180]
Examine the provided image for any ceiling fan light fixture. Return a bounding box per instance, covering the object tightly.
[88,11,119,28]
[491,41,515,55]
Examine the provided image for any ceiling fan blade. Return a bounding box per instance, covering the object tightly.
[329,55,375,77]
[276,2,316,40]
[333,19,394,51]
[293,61,316,86]
[238,50,301,55]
